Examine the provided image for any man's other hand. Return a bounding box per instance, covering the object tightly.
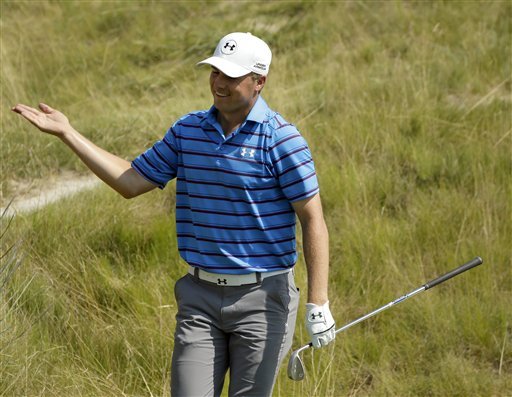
[305,301,336,348]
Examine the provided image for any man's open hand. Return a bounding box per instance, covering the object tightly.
[12,103,71,136]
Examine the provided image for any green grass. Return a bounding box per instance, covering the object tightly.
[1,1,511,396]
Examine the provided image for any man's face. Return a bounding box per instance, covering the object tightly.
[209,67,265,117]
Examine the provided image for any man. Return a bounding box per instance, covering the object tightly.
[12,32,335,397]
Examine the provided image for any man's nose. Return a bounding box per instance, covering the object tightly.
[213,78,225,89]
[213,72,230,88]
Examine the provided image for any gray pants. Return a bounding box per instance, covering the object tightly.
[171,271,300,397]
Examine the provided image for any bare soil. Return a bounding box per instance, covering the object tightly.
[1,171,100,216]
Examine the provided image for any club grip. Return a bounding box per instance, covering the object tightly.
[423,257,483,290]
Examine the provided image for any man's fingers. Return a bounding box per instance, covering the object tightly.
[39,103,53,113]
[18,110,40,125]
[12,102,67,135]
[12,104,42,116]
[11,105,46,128]
[12,103,55,117]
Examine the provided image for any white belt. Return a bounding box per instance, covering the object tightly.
[188,266,291,286]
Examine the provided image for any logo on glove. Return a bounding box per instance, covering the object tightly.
[310,312,323,320]
[305,301,336,348]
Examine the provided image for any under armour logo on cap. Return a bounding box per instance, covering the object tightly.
[221,40,237,54]
[197,32,272,78]
[217,278,227,285]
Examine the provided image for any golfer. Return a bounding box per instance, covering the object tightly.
[12,32,335,397]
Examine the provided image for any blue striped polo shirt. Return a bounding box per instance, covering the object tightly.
[132,96,319,274]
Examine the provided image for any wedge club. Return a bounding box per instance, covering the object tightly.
[288,256,484,381]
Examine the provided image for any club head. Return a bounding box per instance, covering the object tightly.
[287,350,305,381]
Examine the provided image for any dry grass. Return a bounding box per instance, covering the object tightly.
[1,1,510,396]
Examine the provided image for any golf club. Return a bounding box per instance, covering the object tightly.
[288,256,484,381]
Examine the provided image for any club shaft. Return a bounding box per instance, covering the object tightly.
[297,257,483,351]
[334,286,425,336]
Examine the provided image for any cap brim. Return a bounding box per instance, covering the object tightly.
[197,57,251,78]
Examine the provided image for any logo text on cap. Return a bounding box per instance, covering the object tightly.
[221,40,237,55]
[253,62,267,71]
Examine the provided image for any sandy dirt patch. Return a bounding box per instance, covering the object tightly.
[1,171,101,216]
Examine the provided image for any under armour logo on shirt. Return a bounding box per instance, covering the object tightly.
[221,40,237,54]
[217,279,227,285]
[311,312,323,320]
[240,148,255,158]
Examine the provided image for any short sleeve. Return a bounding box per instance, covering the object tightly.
[131,126,179,189]
[268,126,319,202]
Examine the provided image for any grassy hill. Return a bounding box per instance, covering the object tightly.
[1,1,510,396]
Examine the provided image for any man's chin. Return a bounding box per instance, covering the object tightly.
[213,99,232,112]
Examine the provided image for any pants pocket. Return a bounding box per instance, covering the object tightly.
[173,274,189,303]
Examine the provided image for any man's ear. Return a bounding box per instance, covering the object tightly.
[255,75,267,93]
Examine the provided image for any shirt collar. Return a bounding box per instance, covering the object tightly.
[246,96,269,124]
[205,96,269,128]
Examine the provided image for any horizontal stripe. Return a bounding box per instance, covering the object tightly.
[288,187,320,202]
[179,164,268,178]
[180,247,296,258]
[180,149,267,166]
[176,219,296,231]
[281,171,317,189]
[268,133,301,151]
[180,125,255,136]
[185,261,292,272]
[178,135,216,145]
[170,126,179,137]
[272,145,308,164]
[153,145,176,170]
[277,159,313,177]
[238,130,272,138]
[176,122,205,130]
[177,233,295,245]
[162,135,179,156]
[176,205,294,218]
[180,136,265,151]
[272,114,291,129]
[131,162,164,188]
[141,153,158,170]
[225,141,264,150]
[177,177,277,191]
[176,191,286,204]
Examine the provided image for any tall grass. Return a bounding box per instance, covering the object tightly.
[1,1,511,396]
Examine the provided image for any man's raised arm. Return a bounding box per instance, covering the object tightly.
[11,103,156,199]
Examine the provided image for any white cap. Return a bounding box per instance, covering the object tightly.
[197,32,272,78]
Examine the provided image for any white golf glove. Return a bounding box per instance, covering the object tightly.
[305,301,336,348]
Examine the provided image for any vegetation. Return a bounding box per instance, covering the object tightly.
[1,1,510,396]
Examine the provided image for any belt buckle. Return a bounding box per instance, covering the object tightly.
[215,276,230,286]
[191,267,262,286]
[212,273,259,286]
